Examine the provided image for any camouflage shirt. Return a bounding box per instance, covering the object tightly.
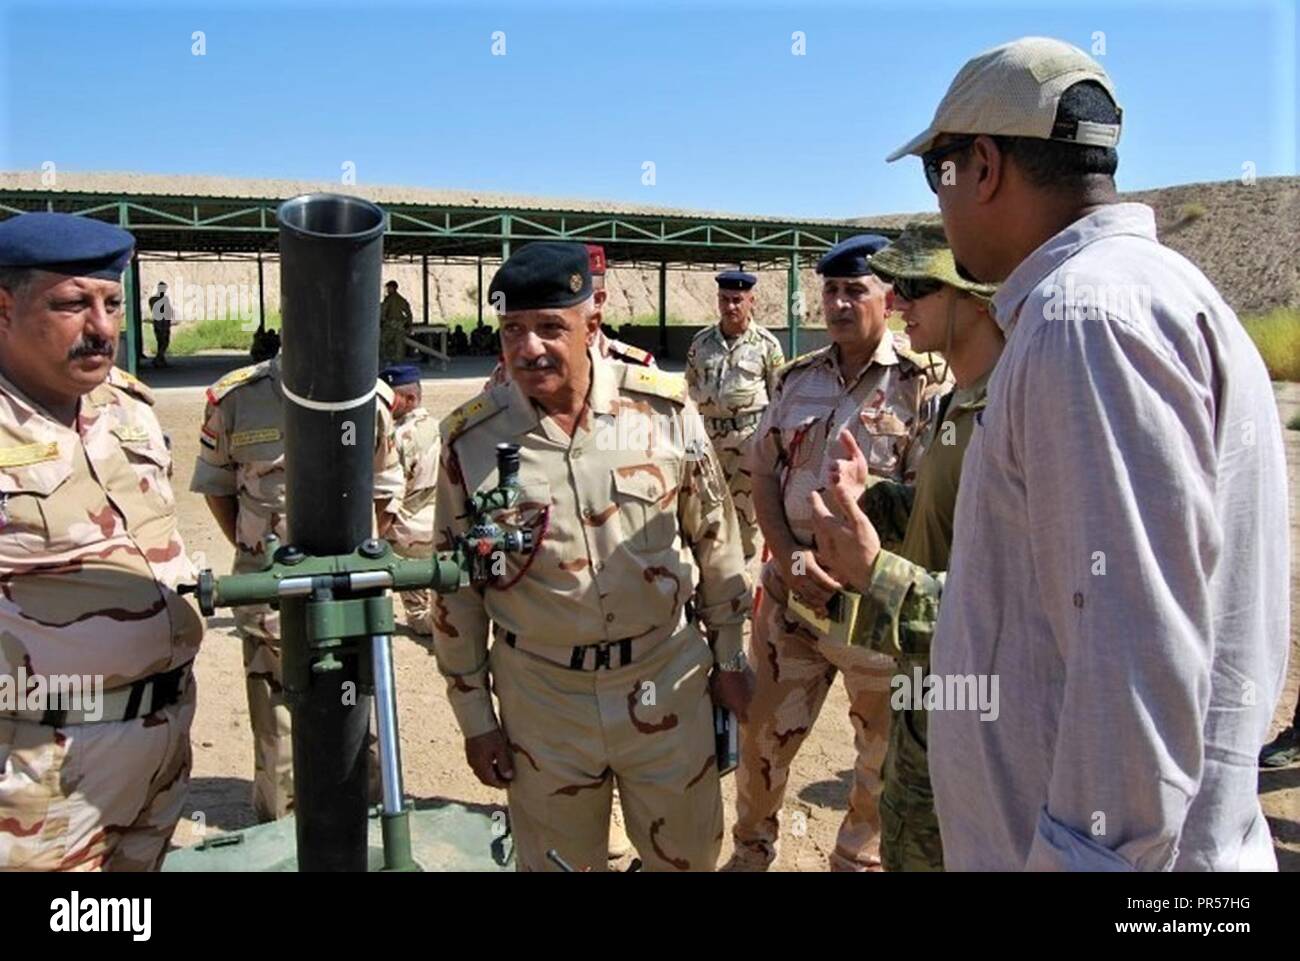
[0,368,204,689]
[189,357,405,578]
[388,405,440,558]
[749,333,946,552]
[684,321,786,422]
[432,357,752,738]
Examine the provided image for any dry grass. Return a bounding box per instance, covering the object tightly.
[1242,308,1300,382]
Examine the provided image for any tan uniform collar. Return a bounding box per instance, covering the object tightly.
[827,333,898,388]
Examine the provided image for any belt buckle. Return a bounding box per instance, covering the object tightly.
[592,642,613,670]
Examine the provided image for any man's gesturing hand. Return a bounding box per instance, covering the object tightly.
[465,729,515,788]
[809,481,882,594]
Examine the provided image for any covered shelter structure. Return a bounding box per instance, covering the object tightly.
[0,172,903,375]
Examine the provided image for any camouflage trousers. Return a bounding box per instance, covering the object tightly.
[240,610,382,823]
[400,590,434,638]
[0,682,196,871]
[880,695,943,872]
[380,320,408,365]
[491,623,722,872]
[708,426,762,563]
[733,581,894,871]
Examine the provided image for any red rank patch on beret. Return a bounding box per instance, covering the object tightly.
[585,244,607,276]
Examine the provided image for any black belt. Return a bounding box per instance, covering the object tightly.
[33,660,193,727]
[705,412,762,433]
[504,633,634,672]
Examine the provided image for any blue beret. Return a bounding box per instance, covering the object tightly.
[379,363,422,387]
[0,212,134,279]
[715,269,757,291]
[489,242,592,313]
[816,234,890,278]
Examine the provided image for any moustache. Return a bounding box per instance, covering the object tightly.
[68,337,115,360]
[514,357,557,372]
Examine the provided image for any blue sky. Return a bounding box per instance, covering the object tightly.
[1,0,1295,219]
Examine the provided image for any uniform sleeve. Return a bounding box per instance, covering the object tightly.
[430,438,497,738]
[848,550,945,660]
[372,402,405,507]
[900,376,946,484]
[765,338,787,395]
[189,397,237,496]
[678,403,752,663]
[747,382,786,484]
[388,427,440,557]
[683,340,703,404]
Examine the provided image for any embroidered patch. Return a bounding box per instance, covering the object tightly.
[231,428,282,448]
[0,441,59,468]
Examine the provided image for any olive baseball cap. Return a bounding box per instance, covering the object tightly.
[869,223,998,300]
[886,36,1121,162]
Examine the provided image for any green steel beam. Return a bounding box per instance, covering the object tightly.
[788,248,801,358]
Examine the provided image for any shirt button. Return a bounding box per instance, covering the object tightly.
[605,613,615,623]
[571,448,584,460]
[583,507,593,518]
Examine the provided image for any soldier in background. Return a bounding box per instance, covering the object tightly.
[684,269,785,563]
[432,241,752,872]
[811,222,1001,871]
[483,244,654,392]
[0,213,204,870]
[379,363,440,638]
[191,353,405,821]
[379,279,413,365]
[148,280,175,368]
[728,234,946,872]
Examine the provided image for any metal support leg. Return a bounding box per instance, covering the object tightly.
[371,633,417,871]
[787,250,801,358]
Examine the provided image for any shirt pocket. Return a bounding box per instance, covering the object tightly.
[0,456,77,560]
[610,462,679,553]
[856,408,909,479]
[119,436,176,507]
[721,356,766,408]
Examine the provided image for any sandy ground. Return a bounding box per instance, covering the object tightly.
[154,353,1300,871]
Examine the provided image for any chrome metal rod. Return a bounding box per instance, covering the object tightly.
[369,633,405,815]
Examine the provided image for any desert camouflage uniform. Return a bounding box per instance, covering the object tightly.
[0,368,204,871]
[850,374,988,871]
[432,355,751,872]
[733,334,946,871]
[189,357,404,821]
[684,322,785,563]
[380,291,414,365]
[388,404,440,636]
[482,328,655,391]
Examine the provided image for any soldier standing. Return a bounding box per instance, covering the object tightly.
[148,280,175,368]
[432,241,753,872]
[728,234,945,872]
[0,213,204,870]
[683,269,785,563]
[379,279,413,365]
[379,362,440,638]
[809,223,1001,871]
[190,354,405,822]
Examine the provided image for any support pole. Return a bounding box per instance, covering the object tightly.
[787,250,801,358]
[476,257,484,326]
[422,254,430,325]
[257,251,266,332]
[658,261,668,358]
[118,201,139,376]
[501,214,512,261]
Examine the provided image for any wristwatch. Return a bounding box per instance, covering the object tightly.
[716,650,749,673]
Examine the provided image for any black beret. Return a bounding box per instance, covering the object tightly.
[489,242,592,313]
[715,269,757,291]
[816,234,890,278]
[0,212,134,279]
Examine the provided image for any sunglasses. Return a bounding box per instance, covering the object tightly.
[891,276,945,302]
[921,136,978,193]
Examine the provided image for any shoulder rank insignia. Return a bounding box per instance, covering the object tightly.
[621,366,686,404]
[107,367,156,406]
[441,391,505,441]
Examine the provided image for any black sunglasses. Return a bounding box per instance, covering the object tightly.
[921,136,978,193]
[891,276,945,302]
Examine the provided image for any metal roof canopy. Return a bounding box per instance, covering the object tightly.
[0,187,901,372]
